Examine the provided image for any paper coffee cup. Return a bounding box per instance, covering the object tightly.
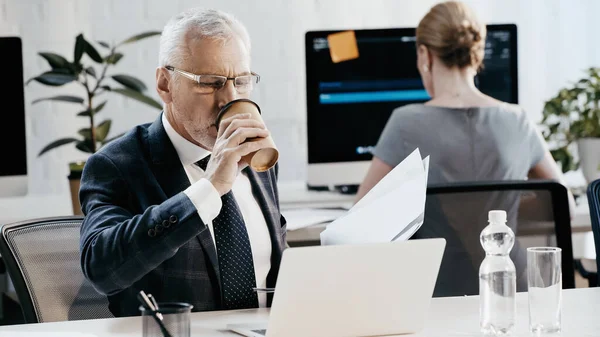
[215,99,279,172]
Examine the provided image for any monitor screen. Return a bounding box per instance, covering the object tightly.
[0,36,28,196]
[305,24,518,170]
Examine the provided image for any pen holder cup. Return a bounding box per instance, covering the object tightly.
[140,302,193,337]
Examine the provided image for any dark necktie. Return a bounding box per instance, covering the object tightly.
[195,155,259,309]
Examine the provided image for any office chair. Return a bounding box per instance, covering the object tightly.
[412,180,575,297]
[587,179,600,286]
[0,216,113,323]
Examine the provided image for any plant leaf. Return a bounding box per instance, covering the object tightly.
[67,62,84,75]
[77,101,107,117]
[97,41,111,48]
[85,66,97,78]
[95,120,112,142]
[38,137,79,156]
[32,95,85,105]
[117,31,161,46]
[77,109,92,117]
[84,40,104,63]
[26,71,77,86]
[74,34,85,64]
[105,53,124,65]
[100,85,112,91]
[94,100,107,113]
[78,127,92,140]
[540,67,600,173]
[76,139,95,153]
[111,74,147,92]
[112,88,162,109]
[38,52,69,70]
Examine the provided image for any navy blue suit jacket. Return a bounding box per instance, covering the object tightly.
[79,114,286,317]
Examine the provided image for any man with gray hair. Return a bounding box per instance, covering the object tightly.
[79,8,286,317]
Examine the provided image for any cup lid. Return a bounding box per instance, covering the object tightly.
[488,210,507,223]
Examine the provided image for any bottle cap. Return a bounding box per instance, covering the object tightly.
[488,210,507,223]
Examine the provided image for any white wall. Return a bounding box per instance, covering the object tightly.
[1,0,599,195]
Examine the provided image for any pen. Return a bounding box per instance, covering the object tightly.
[148,293,160,311]
[137,291,173,337]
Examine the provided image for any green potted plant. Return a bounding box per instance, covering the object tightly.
[540,67,600,184]
[27,31,163,214]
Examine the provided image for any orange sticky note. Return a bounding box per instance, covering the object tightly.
[327,30,359,63]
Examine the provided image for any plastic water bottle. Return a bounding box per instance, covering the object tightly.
[479,210,516,336]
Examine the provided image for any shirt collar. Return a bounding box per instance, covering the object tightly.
[162,112,210,166]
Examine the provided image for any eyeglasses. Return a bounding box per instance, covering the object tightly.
[165,65,260,94]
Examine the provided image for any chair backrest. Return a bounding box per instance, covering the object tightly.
[0,216,113,323]
[412,180,574,297]
[586,179,600,286]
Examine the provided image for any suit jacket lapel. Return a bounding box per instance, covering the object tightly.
[146,114,190,198]
[146,114,221,297]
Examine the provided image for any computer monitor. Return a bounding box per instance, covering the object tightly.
[0,37,28,197]
[305,24,518,189]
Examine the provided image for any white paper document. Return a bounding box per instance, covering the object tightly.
[320,148,429,245]
[284,208,349,231]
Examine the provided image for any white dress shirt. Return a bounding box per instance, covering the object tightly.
[162,113,272,308]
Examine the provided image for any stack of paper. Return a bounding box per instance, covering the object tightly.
[320,148,429,245]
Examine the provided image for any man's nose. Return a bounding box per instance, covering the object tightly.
[216,80,238,110]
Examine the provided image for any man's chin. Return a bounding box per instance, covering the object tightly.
[194,127,218,150]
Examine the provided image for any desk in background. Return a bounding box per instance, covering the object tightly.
[0,287,598,336]
[0,183,593,256]
[6,181,590,254]
[277,181,597,259]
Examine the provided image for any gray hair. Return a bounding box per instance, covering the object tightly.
[158,8,251,68]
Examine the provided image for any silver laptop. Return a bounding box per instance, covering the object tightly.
[228,238,446,337]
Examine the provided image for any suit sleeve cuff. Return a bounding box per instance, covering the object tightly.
[184,178,222,223]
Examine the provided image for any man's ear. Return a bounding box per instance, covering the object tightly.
[156,67,172,104]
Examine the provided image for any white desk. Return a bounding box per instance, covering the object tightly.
[0,193,73,224]
[278,180,593,227]
[278,180,355,210]
[278,181,597,258]
[0,287,597,336]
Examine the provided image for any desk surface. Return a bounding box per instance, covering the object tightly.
[280,181,596,258]
[0,287,597,336]
[278,180,592,228]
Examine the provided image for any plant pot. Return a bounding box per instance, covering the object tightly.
[68,161,85,216]
[577,138,600,184]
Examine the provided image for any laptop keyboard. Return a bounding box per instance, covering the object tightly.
[251,329,267,336]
